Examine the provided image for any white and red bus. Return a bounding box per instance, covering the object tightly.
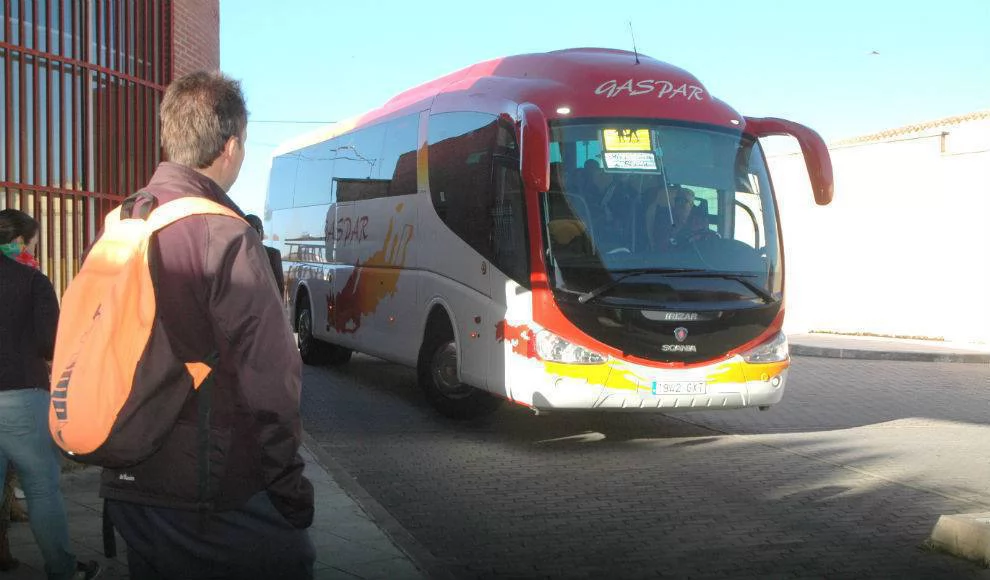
[263,48,833,418]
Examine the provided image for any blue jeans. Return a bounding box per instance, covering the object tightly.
[0,388,77,580]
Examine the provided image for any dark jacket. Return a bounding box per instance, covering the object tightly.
[263,245,285,298]
[99,162,313,529]
[0,255,60,391]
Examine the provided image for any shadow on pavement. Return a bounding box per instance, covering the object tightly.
[301,354,990,579]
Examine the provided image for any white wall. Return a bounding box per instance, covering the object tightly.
[769,116,990,343]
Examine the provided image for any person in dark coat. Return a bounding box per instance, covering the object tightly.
[245,214,285,298]
[98,71,314,580]
[0,209,102,579]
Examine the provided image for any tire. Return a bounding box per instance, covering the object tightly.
[418,327,502,420]
[297,298,352,366]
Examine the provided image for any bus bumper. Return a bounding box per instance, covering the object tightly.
[514,357,789,412]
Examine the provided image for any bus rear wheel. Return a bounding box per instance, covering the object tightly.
[418,332,502,420]
[297,298,352,366]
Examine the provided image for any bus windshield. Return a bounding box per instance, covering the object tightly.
[544,121,782,307]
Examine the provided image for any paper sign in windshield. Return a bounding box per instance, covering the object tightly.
[603,151,657,170]
[602,129,651,151]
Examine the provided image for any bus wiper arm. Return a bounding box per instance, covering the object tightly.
[661,271,775,304]
[576,268,702,304]
[577,269,775,305]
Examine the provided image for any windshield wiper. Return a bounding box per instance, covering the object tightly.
[577,268,699,304]
[576,268,775,305]
[658,270,775,304]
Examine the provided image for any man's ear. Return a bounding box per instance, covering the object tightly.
[223,135,239,158]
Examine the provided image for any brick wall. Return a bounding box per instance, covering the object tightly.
[171,0,221,78]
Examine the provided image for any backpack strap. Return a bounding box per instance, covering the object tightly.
[119,191,158,220]
[143,197,245,233]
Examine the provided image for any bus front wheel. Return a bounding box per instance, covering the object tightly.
[418,332,502,420]
[297,298,352,366]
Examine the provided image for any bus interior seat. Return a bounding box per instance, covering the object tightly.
[563,194,593,232]
[548,219,586,246]
[547,191,594,255]
[695,197,710,219]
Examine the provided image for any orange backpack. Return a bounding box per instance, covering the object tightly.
[49,194,243,467]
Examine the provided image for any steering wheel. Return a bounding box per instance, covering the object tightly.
[677,229,720,245]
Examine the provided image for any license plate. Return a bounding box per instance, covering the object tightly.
[652,381,707,395]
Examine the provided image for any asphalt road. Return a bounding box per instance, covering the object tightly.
[302,355,990,579]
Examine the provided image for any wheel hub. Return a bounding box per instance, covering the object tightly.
[431,342,472,400]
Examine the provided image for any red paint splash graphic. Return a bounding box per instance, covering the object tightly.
[496,321,534,358]
[333,206,413,334]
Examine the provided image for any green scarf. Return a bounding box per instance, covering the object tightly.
[0,241,40,269]
[0,242,23,260]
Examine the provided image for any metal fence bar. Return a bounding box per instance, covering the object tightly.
[1,0,171,291]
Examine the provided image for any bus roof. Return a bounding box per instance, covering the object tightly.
[272,47,743,156]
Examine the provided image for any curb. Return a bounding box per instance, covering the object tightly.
[301,432,453,580]
[790,344,990,364]
[927,512,990,567]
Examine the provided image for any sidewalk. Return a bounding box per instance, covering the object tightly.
[788,332,990,364]
[3,439,428,580]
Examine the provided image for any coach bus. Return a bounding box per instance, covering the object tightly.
[263,48,833,419]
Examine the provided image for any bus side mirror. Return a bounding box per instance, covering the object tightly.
[744,117,834,206]
[519,103,550,193]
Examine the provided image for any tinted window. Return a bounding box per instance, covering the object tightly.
[328,125,386,203]
[428,112,498,260]
[379,114,419,197]
[293,141,335,207]
[332,124,386,181]
[492,160,529,285]
[428,113,528,285]
[266,155,298,212]
[336,178,391,202]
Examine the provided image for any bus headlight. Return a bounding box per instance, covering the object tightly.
[742,332,789,363]
[534,330,606,364]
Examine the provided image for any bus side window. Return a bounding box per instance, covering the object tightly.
[334,124,387,183]
[294,141,335,207]
[428,112,499,261]
[267,155,299,211]
[492,161,529,286]
[379,114,419,197]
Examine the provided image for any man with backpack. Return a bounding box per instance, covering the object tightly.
[52,71,314,579]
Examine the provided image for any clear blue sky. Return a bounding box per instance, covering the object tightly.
[219,0,990,216]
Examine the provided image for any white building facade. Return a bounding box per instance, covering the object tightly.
[769,111,990,343]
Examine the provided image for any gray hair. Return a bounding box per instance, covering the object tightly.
[160,71,248,168]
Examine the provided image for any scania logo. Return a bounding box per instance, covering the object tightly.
[674,327,689,342]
